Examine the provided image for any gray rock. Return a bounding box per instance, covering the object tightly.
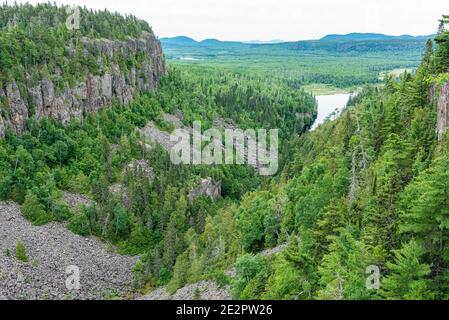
[109,184,130,208]
[139,114,260,171]
[0,31,167,138]
[437,82,449,141]
[0,202,138,300]
[140,121,177,150]
[188,177,221,202]
[5,82,28,133]
[62,192,93,209]
[163,112,184,129]
[124,160,155,181]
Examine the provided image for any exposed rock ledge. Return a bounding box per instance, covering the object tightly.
[188,177,221,202]
[0,202,138,300]
[139,113,261,170]
[0,31,166,137]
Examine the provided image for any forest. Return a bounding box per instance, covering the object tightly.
[1,2,449,300]
[150,15,449,299]
[160,34,431,90]
[0,2,319,297]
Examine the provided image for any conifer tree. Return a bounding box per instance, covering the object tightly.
[382,240,432,300]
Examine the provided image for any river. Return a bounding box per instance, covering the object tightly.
[311,93,352,130]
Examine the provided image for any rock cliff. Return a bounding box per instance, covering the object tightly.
[436,82,449,141]
[0,31,166,137]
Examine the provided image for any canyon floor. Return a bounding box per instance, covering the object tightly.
[0,202,138,300]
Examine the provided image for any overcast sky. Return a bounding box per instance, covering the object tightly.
[8,0,449,41]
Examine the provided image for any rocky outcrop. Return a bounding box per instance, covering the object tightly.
[109,183,130,207]
[140,120,178,150]
[163,112,184,129]
[0,31,166,137]
[188,177,221,202]
[62,191,93,209]
[0,202,138,300]
[436,82,449,141]
[213,117,261,169]
[124,160,155,181]
[0,83,29,134]
[140,114,262,171]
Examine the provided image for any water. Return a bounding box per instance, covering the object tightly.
[311,93,352,130]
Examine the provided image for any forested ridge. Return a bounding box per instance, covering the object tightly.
[0,3,151,86]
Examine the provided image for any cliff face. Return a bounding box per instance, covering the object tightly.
[436,82,449,141]
[0,31,166,137]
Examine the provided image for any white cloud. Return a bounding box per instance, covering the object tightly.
[7,0,449,41]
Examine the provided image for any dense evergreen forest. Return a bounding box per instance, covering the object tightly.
[1,3,449,300]
[156,16,449,299]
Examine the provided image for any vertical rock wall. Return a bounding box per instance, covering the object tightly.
[436,82,449,140]
[0,31,166,137]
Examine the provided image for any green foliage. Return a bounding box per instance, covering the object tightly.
[317,229,372,300]
[434,33,449,73]
[232,254,271,299]
[167,251,190,294]
[2,4,449,301]
[382,240,432,300]
[162,37,428,89]
[237,191,281,252]
[67,206,91,237]
[263,235,315,300]
[15,240,29,263]
[0,3,152,98]
[21,191,52,225]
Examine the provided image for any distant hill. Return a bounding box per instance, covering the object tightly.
[200,38,227,46]
[161,33,435,52]
[160,33,433,63]
[243,40,286,44]
[160,36,198,46]
[161,36,245,47]
[320,32,435,41]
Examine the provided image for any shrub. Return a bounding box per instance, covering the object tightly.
[15,240,29,263]
[51,199,72,222]
[67,206,91,236]
[21,192,53,225]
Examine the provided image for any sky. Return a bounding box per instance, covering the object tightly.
[8,0,449,41]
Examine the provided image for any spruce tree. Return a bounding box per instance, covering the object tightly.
[382,240,432,300]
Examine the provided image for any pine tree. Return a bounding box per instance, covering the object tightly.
[399,153,449,295]
[434,16,449,72]
[382,240,432,300]
[316,229,372,300]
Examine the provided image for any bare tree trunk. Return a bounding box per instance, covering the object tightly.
[348,150,358,203]
[355,113,368,171]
